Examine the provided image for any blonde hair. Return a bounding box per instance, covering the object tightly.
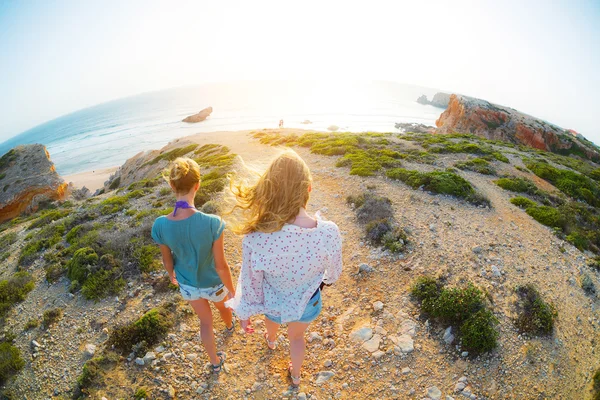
[230,150,312,234]
[164,157,201,194]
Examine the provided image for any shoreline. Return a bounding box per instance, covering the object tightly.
[63,166,119,192]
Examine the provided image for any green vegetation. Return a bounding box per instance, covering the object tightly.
[589,257,600,272]
[0,272,35,318]
[42,307,63,328]
[0,232,17,249]
[98,195,129,215]
[581,274,596,296]
[145,144,199,166]
[525,159,600,207]
[24,318,40,330]
[494,176,540,195]
[525,205,564,228]
[510,196,537,209]
[75,352,119,397]
[592,368,600,400]
[454,158,496,175]
[0,341,25,384]
[411,276,498,353]
[28,209,70,229]
[133,245,161,273]
[135,388,149,400]
[514,284,556,336]
[128,177,161,191]
[194,169,228,207]
[19,222,66,265]
[67,249,125,300]
[195,144,236,169]
[386,168,490,206]
[0,149,17,171]
[107,303,175,356]
[0,252,9,262]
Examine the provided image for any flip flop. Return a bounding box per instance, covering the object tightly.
[211,352,226,374]
[288,362,300,387]
[264,332,277,350]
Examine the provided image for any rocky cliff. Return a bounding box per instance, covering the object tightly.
[0,144,67,222]
[415,92,451,109]
[436,94,600,162]
[182,106,213,123]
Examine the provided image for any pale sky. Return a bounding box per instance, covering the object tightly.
[1,0,599,144]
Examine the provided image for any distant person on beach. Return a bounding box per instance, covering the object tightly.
[279,119,284,128]
[226,151,343,386]
[151,157,236,373]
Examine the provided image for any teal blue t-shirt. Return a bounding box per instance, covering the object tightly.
[151,212,225,289]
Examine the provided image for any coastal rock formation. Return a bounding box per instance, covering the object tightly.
[395,122,434,133]
[182,106,213,123]
[0,144,67,223]
[436,94,600,162]
[415,92,451,109]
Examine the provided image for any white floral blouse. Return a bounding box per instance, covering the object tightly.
[226,215,343,323]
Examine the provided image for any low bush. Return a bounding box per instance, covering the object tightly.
[581,274,596,295]
[0,272,35,317]
[514,284,556,336]
[146,144,199,166]
[495,176,539,195]
[382,228,408,253]
[589,257,600,272]
[135,388,150,400]
[0,232,17,249]
[386,168,489,206]
[194,144,236,168]
[411,277,498,353]
[201,200,220,215]
[107,303,175,356]
[0,341,25,383]
[134,245,161,273]
[27,209,70,230]
[0,252,8,262]
[42,308,63,328]
[510,196,537,209]
[45,263,66,283]
[454,158,496,175]
[365,219,392,245]
[24,318,40,330]
[593,369,600,400]
[67,247,99,283]
[460,309,499,353]
[354,193,393,224]
[19,222,66,266]
[525,205,564,228]
[75,352,119,397]
[98,195,129,215]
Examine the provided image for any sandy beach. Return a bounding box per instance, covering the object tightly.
[64,128,316,192]
[64,166,119,191]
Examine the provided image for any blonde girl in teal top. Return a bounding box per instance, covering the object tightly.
[152,157,235,373]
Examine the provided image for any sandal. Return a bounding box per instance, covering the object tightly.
[264,332,277,350]
[226,317,236,334]
[288,362,301,387]
[211,352,226,374]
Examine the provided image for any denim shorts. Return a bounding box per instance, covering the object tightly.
[179,282,228,302]
[265,290,322,324]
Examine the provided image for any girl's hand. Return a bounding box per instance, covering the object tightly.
[240,319,255,334]
[169,274,179,286]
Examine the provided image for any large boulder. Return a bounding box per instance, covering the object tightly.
[415,92,450,109]
[182,107,213,123]
[436,94,600,162]
[0,144,67,223]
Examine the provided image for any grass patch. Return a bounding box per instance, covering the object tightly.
[19,222,66,266]
[194,144,236,169]
[514,284,556,336]
[28,209,70,230]
[454,158,496,175]
[24,318,40,330]
[98,195,129,215]
[386,168,490,206]
[510,196,537,209]
[495,176,540,195]
[133,245,161,273]
[145,144,199,166]
[135,388,150,400]
[75,352,119,397]
[42,308,63,328]
[411,276,498,353]
[107,303,175,356]
[0,272,35,318]
[0,341,25,384]
[67,248,125,300]
[589,257,600,272]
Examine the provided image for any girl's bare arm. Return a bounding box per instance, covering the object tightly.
[212,233,236,295]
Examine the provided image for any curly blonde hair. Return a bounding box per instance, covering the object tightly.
[230,151,312,234]
[163,157,201,194]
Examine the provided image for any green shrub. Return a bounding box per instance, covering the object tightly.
[0,272,35,317]
[514,284,556,336]
[146,144,199,166]
[382,229,408,253]
[128,178,161,191]
[134,245,161,273]
[0,342,25,383]
[491,152,509,163]
[42,308,63,328]
[194,144,236,168]
[45,264,66,283]
[495,176,539,195]
[454,158,496,175]
[19,222,66,266]
[581,274,596,295]
[201,200,219,215]
[81,268,125,300]
[365,219,392,245]
[0,232,17,249]
[0,252,8,262]
[589,257,600,272]
[98,195,129,215]
[429,284,485,323]
[75,352,119,396]
[410,276,440,302]
[135,388,149,400]
[346,193,367,208]
[24,318,40,330]
[107,303,175,355]
[28,209,70,229]
[159,187,171,196]
[525,205,564,228]
[67,247,99,283]
[460,309,499,353]
[510,196,537,209]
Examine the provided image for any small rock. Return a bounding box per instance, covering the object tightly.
[395,334,414,353]
[373,301,384,312]
[155,345,165,353]
[83,344,96,358]
[472,246,482,254]
[298,393,307,400]
[316,371,335,384]
[398,320,417,337]
[362,334,381,352]
[427,386,442,400]
[135,358,145,366]
[454,382,466,393]
[32,340,41,348]
[186,353,198,361]
[491,265,502,277]
[143,352,156,364]
[402,367,411,375]
[443,327,454,345]
[372,350,385,360]
[350,327,373,342]
[324,359,333,367]
[308,332,323,343]
[167,385,176,399]
[461,351,469,357]
[359,263,374,273]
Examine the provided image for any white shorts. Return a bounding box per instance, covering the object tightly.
[178,282,228,302]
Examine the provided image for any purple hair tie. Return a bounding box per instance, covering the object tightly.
[173,200,195,216]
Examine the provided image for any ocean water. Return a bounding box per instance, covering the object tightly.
[0,81,445,175]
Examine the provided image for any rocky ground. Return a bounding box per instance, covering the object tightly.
[1,129,599,399]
